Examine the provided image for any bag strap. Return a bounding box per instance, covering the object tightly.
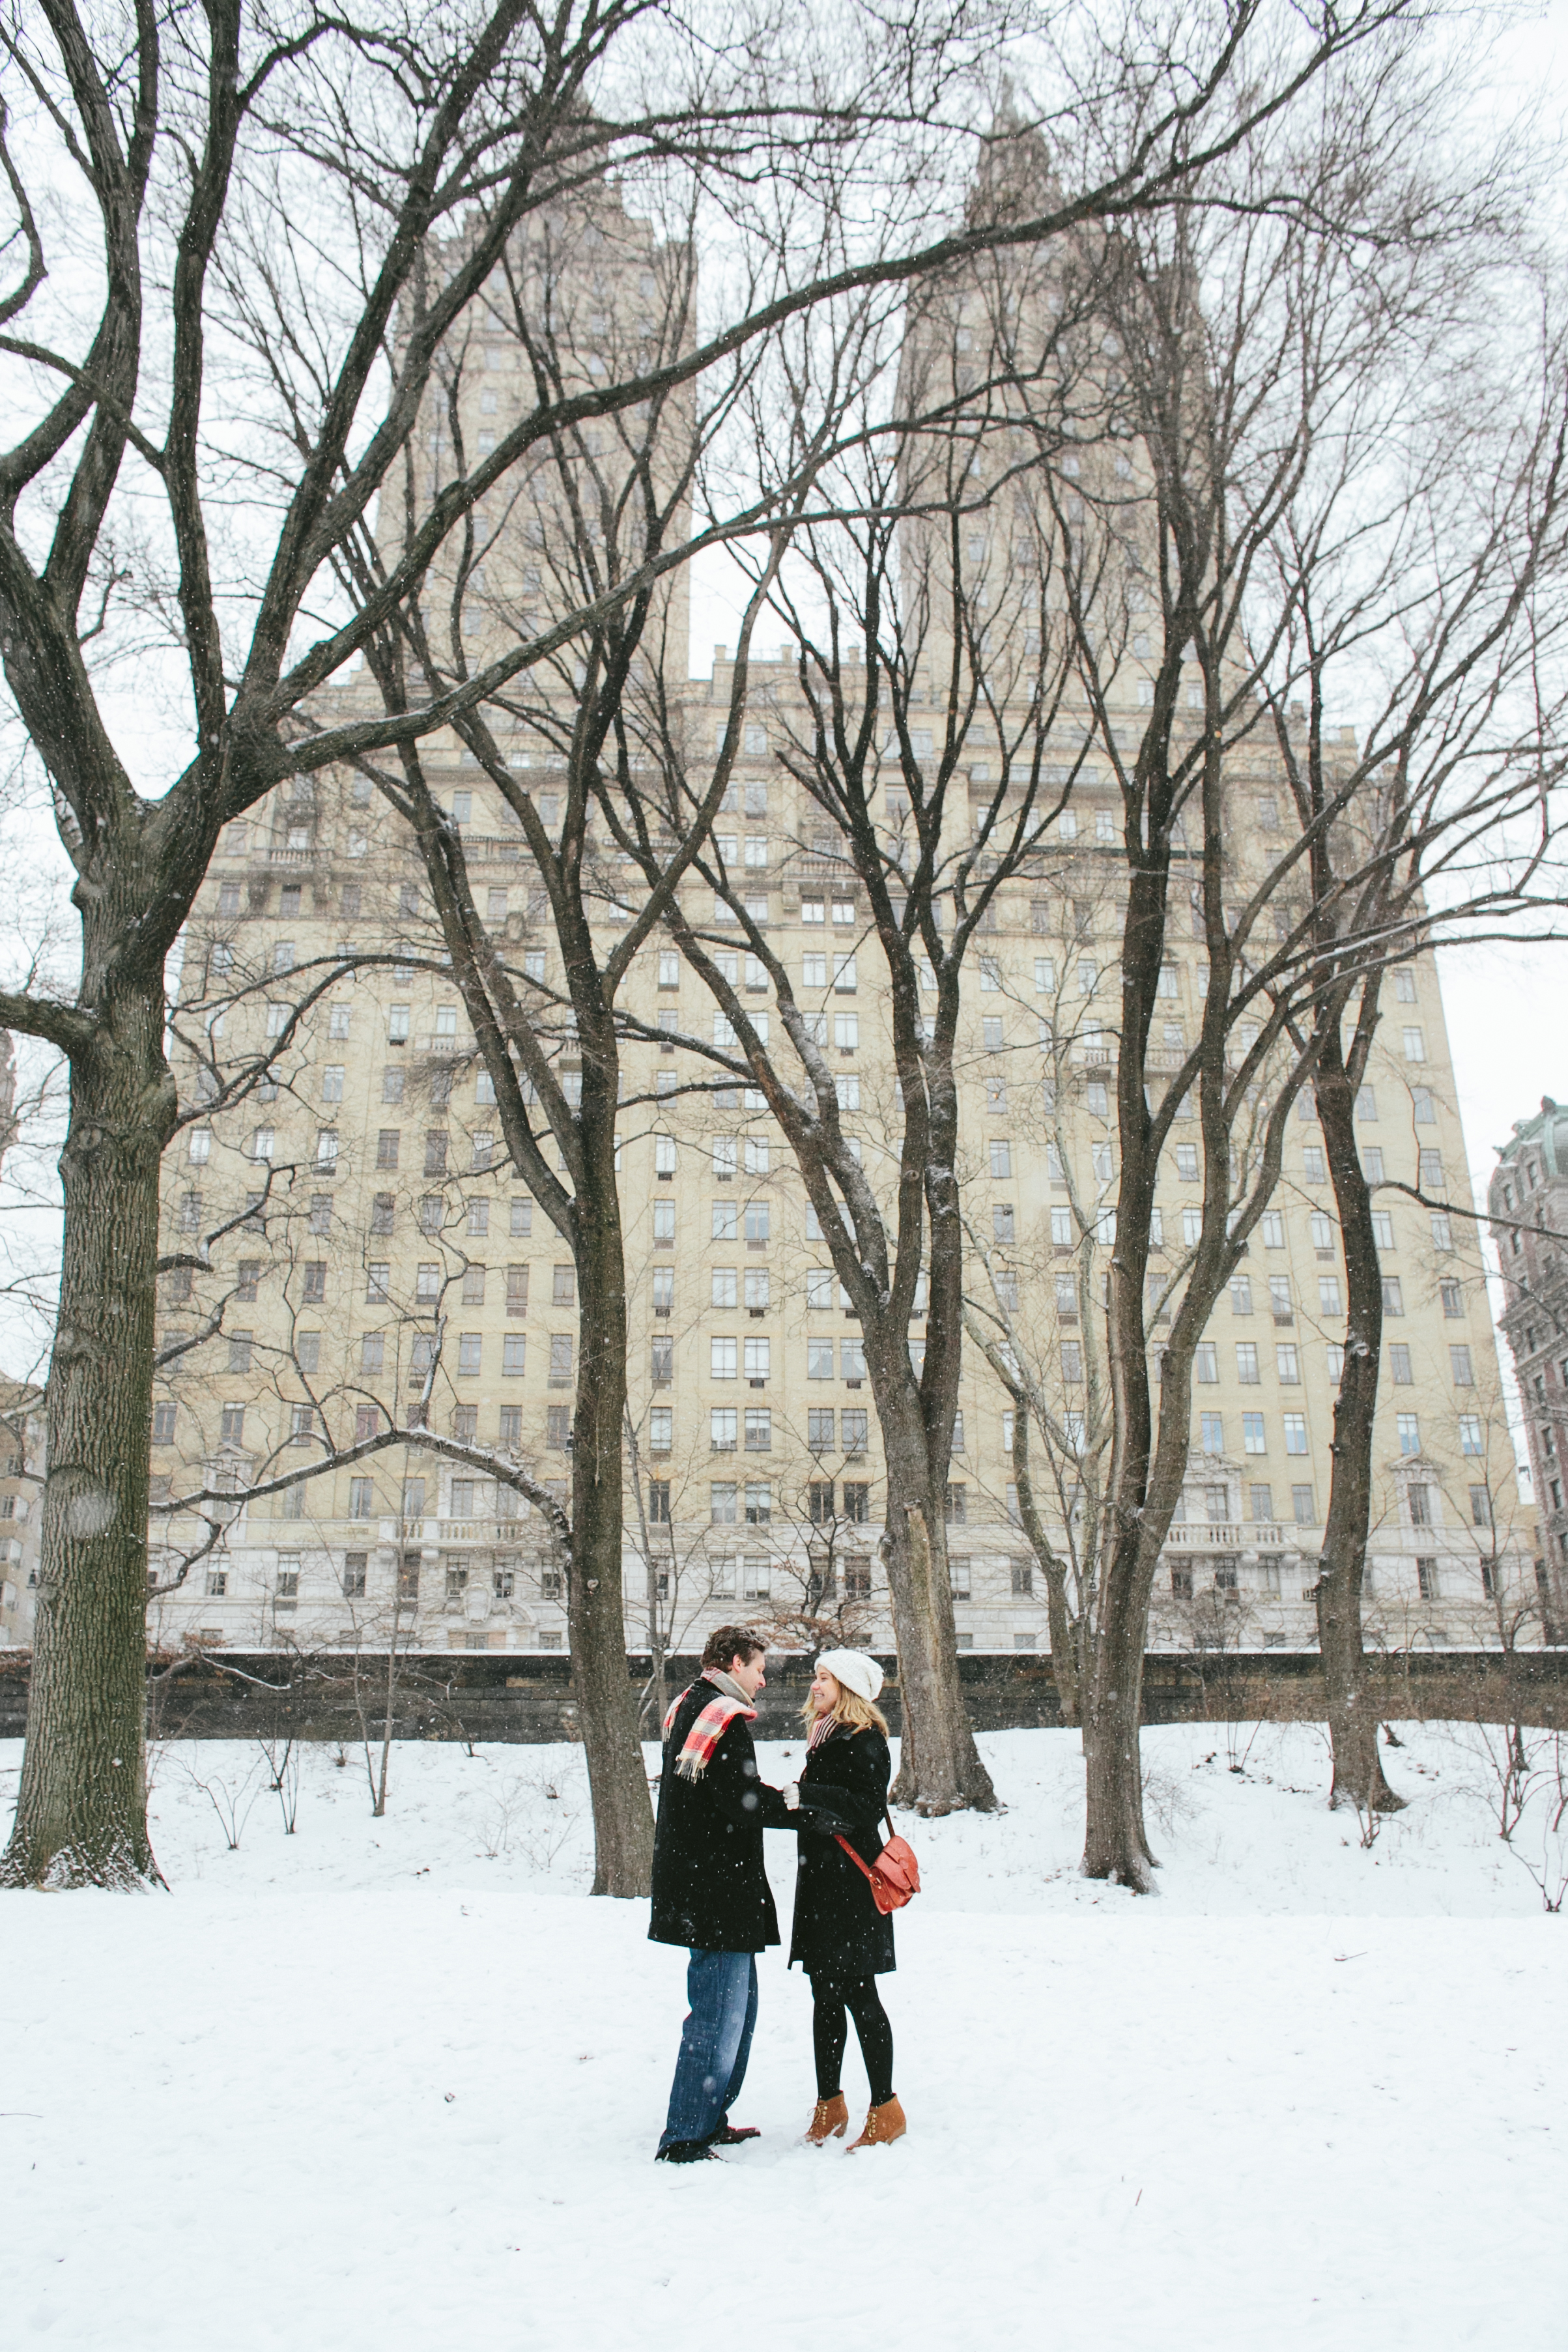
[833,1832,880,1885]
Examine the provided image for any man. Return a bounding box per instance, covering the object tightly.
[649,1626,805,2162]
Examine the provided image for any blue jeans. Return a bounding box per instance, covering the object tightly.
[659,1949,760,2150]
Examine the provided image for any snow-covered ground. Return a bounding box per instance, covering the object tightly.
[3,1722,1563,2351]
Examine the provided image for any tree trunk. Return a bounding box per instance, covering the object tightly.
[1081,1523,1160,1889]
[641,1597,670,1744]
[1314,1035,1404,1813]
[1011,1413,1080,1727]
[1,967,175,1887]
[874,1381,997,1814]
[568,1104,655,1897]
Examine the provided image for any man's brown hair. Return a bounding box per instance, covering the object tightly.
[702,1626,765,1671]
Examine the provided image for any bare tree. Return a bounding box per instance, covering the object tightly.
[618,319,1112,1807]
[1049,88,1568,1886]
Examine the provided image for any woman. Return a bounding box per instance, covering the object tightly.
[787,1648,905,2150]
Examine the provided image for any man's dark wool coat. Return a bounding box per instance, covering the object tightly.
[788,1723,897,1978]
[648,1678,796,1952]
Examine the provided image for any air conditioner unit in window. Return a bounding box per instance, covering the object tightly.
[748,1308,765,1319]
[846,1378,862,1390]
[748,1377,766,1390]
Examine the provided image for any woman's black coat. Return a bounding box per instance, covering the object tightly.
[788,1723,896,1979]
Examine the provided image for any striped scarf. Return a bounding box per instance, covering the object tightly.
[806,1710,840,1753]
[664,1674,756,1781]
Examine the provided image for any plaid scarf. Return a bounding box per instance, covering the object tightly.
[664,1672,756,1781]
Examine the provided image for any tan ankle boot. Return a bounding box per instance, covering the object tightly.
[848,2095,906,2150]
[805,2093,849,2144]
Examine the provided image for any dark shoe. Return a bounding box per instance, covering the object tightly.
[655,2139,720,2164]
[711,2123,761,2144]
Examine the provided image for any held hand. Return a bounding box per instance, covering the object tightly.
[782,1781,801,1810]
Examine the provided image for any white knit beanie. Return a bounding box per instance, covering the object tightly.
[816,1648,883,1704]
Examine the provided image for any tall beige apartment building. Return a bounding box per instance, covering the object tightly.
[143,188,1532,1665]
[1489,1098,1568,1641]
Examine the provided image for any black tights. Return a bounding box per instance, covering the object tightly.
[810,1973,894,2108]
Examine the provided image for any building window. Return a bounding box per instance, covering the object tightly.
[842,1482,869,1523]
[945,1484,966,1524]
[1242,1412,1266,1455]
[651,1336,674,1386]
[1200,1414,1224,1454]
[1171,1565,1194,1601]
[1469,1485,1493,1528]
[1459,1414,1483,1455]
[1416,1556,1440,1599]
[649,1480,671,1525]
[1396,1412,1421,1456]
[1408,1484,1433,1528]
[1449,1345,1474,1386]
[1389,1344,1413,1384]
[745,1483,771,1526]
[842,1558,872,1601]
[710,1484,737,1525]
[1282,1413,1308,1456]
[1291,1485,1315,1525]
[502,1336,526,1377]
[711,1408,737,1452]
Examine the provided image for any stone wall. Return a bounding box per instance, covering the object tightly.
[2,1644,1565,1746]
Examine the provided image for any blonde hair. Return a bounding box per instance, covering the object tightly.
[805,1674,890,1740]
